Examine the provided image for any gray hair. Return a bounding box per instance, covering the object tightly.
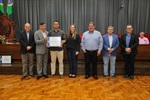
[107,26,114,30]
[24,23,31,27]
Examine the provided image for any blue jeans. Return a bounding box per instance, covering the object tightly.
[67,49,78,75]
[103,56,116,76]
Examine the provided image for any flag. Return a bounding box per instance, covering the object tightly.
[0,0,4,13]
[7,0,13,15]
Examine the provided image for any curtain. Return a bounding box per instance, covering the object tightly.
[9,0,150,40]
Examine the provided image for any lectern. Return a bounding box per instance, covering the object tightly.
[0,16,15,42]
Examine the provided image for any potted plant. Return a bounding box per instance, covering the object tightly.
[0,35,6,44]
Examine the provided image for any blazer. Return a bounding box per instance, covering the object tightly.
[34,30,48,54]
[102,34,119,56]
[19,30,35,54]
[120,33,139,56]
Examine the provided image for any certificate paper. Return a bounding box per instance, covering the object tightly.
[47,37,61,47]
[0,55,11,64]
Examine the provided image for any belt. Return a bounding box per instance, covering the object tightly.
[85,49,98,52]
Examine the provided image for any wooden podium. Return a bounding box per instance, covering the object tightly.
[0,16,15,42]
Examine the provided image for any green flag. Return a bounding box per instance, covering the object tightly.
[7,0,13,15]
[0,0,4,13]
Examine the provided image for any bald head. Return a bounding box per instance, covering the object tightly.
[24,23,31,32]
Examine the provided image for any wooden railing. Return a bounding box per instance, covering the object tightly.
[0,44,150,63]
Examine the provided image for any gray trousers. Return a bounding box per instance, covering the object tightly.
[21,53,34,76]
[103,56,116,76]
[36,52,48,76]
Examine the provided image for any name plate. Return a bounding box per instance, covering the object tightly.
[0,55,11,64]
[47,36,61,47]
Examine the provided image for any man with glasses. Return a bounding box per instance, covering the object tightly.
[120,25,139,80]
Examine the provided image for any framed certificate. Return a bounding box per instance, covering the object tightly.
[47,36,61,47]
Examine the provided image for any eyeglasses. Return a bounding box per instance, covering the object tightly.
[126,28,132,29]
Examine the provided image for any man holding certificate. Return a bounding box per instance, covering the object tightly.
[48,21,66,78]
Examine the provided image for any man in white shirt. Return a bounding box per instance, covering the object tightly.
[139,32,149,44]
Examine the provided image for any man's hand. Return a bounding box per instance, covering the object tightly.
[27,46,31,50]
[44,37,48,41]
[108,48,114,54]
[61,40,66,44]
[125,48,132,53]
[76,51,79,55]
[46,44,49,48]
[59,40,66,47]
[97,52,101,56]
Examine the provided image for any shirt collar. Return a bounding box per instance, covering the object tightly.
[40,30,46,33]
[140,37,144,39]
[108,34,113,36]
[126,33,131,36]
[126,34,131,37]
[26,31,30,33]
[88,30,95,34]
[53,29,60,32]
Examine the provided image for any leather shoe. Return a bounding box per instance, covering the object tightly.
[50,74,54,78]
[130,76,134,80]
[20,76,27,80]
[43,74,48,78]
[37,76,42,80]
[85,75,90,79]
[124,74,129,78]
[103,75,107,78]
[93,75,98,80]
[60,75,64,78]
[111,75,116,78]
[72,74,76,78]
[29,75,34,78]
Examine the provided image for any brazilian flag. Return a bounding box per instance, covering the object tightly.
[0,0,4,13]
[7,0,13,15]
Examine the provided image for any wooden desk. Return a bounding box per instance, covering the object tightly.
[0,43,21,63]
[0,44,150,75]
[0,44,150,63]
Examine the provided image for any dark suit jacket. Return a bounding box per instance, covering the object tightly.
[19,30,35,54]
[120,33,139,56]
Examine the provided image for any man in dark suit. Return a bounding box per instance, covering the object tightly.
[19,23,35,80]
[120,25,139,80]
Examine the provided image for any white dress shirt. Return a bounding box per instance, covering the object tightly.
[26,32,29,41]
[107,35,113,50]
[109,35,113,48]
[41,31,47,38]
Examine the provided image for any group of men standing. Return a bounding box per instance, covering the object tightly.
[20,21,66,80]
[19,21,139,80]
